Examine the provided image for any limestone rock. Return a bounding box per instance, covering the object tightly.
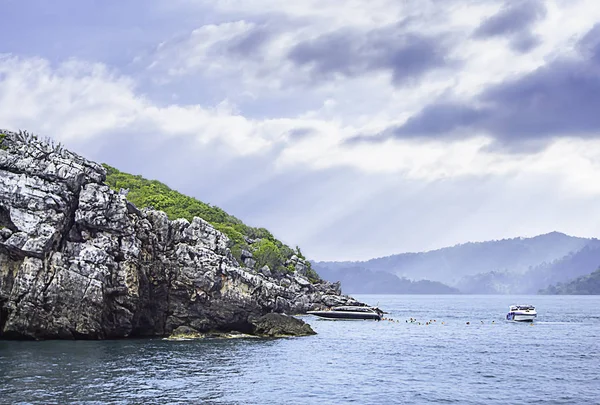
[285,254,310,276]
[250,313,316,337]
[0,130,358,340]
[260,265,272,278]
[244,257,257,268]
[321,294,348,307]
[294,274,311,287]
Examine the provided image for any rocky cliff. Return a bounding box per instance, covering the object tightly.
[0,130,358,339]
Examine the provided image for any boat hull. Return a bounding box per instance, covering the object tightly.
[307,311,381,321]
[506,312,537,322]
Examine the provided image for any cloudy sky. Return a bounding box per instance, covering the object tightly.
[2,0,600,260]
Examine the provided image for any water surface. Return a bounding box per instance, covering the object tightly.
[1,295,599,404]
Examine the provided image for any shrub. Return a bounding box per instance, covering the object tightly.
[214,224,248,263]
[102,164,320,279]
[252,239,284,272]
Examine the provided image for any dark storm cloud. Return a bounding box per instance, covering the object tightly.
[394,104,484,137]
[226,26,274,56]
[287,24,452,85]
[510,32,542,53]
[474,0,546,37]
[473,0,546,53]
[478,64,600,139]
[287,127,315,139]
[579,24,600,65]
[365,24,600,148]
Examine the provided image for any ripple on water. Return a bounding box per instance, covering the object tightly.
[1,295,599,404]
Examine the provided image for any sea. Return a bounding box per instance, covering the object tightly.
[1,295,599,404]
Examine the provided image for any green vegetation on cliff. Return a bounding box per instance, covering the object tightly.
[539,268,600,295]
[103,164,319,281]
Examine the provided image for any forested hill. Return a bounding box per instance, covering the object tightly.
[313,265,459,294]
[103,164,320,281]
[539,268,600,295]
[317,232,593,286]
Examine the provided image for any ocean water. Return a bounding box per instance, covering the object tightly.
[1,295,599,404]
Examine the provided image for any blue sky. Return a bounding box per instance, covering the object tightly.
[2,0,600,260]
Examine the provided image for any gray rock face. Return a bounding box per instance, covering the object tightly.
[250,313,316,337]
[260,265,272,278]
[0,130,358,339]
[286,254,310,276]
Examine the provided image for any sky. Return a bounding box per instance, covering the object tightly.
[2,0,600,261]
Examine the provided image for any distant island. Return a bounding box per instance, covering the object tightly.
[539,268,600,295]
[313,265,459,294]
[316,232,600,295]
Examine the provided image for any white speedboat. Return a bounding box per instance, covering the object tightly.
[307,306,383,320]
[506,305,537,322]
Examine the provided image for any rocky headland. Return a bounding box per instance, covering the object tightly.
[0,130,359,340]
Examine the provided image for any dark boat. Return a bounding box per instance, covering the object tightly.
[307,306,383,320]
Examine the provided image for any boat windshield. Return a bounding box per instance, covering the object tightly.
[510,305,535,311]
[333,306,374,312]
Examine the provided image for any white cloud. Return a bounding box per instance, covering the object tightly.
[140,0,600,133]
[4,52,600,198]
[0,55,281,155]
[0,57,139,140]
[149,20,256,77]
[3,0,600,259]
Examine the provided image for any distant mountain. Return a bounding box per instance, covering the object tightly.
[316,232,600,294]
[314,265,459,294]
[456,242,600,294]
[539,268,600,295]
